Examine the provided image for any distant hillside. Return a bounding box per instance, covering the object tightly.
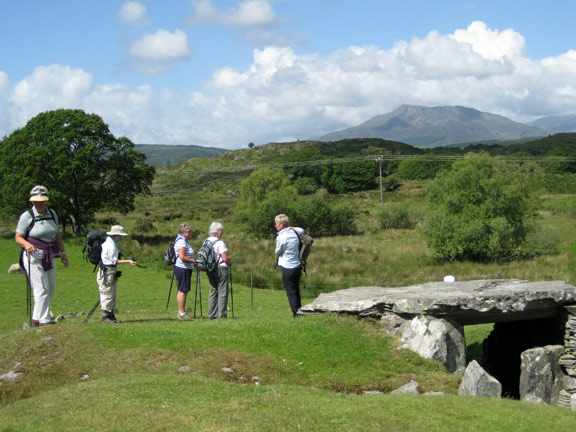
[529,114,576,132]
[136,144,227,166]
[317,105,547,148]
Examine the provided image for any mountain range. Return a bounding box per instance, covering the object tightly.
[317,105,576,148]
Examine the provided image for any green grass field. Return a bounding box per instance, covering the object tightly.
[3,160,576,430]
[1,236,576,431]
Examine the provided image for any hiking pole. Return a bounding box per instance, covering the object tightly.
[198,270,203,317]
[166,268,175,310]
[194,269,199,318]
[84,299,100,324]
[229,267,234,319]
[26,252,32,325]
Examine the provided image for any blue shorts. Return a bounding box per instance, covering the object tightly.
[174,266,193,293]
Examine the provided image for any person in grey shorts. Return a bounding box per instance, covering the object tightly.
[205,222,232,319]
[15,185,69,326]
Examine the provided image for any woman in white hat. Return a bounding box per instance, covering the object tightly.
[15,185,69,326]
[97,225,136,323]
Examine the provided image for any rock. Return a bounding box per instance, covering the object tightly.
[178,366,190,373]
[519,345,565,405]
[380,314,409,336]
[363,390,383,395]
[300,279,576,325]
[0,371,21,382]
[391,380,419,394]
[400,316,466,374]
[458,360,501,398]
[8,264,22,274]
[222,367,233,374]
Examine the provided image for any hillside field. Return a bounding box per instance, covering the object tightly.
[3,139,576,430]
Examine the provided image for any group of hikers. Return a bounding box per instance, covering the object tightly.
[15,185,307,325]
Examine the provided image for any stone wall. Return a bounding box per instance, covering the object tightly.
[558,306,576,408]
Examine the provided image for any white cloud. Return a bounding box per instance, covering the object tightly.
[3,21,576,149]
[190,0,280,28]
[118,1,147,23]
[130,29,191,62]
[0,71,9,96]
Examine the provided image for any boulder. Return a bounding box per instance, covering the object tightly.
[400,316,466,374]
[458,360,502,398]
[519,345,565,405]
[300,279,576,325]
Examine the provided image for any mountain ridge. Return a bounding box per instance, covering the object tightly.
[317,105,548,148]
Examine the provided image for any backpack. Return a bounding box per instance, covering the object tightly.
[292,229,314,273]
[196,239,221,272]
[83,230,106,266]
[25,208,56,238]
[164,240,177,266]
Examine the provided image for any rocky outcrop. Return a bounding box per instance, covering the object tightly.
[300,279,576,325]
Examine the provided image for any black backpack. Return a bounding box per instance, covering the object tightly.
[292,229,314,273]
[164,240,177,266]
[25,208,56,238]
[196,239,221,272]
[83,230,106,266]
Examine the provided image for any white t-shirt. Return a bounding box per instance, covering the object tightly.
[206,236,228,267]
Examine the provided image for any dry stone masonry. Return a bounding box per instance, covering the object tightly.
[300,279,576,408]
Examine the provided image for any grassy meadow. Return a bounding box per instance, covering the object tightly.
[2,154,576,430]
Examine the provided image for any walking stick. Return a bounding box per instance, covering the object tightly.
[194,270,203,318]
[229,267,234,319]
[166,268,175,310]
[193,270,199,318]
[83,299,100,324]
[26,252,32,325]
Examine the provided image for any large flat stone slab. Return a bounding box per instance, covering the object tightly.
[300,279,576,325]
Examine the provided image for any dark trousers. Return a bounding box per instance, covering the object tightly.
[281,266,302,315]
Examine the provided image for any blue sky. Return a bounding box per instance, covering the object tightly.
[1,0,576,149]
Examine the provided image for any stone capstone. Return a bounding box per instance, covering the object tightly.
[300,279,576,325]
[458,360,502,398]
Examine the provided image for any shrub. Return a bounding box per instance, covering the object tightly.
[421,153,551,261]
[378,203,417,230]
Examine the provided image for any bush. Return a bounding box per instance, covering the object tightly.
[421,153,551,261]
[378,203,418,229]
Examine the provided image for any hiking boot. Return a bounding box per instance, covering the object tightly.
[31,320,40,327]
[178,313,192,320]
[102,311,121,324]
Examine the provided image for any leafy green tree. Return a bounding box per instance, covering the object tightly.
[0,109,155,234]
[237,168,292,209]
[542,147,576,174]
[421,153,546,261]
[320,160,378,193]
[235,168,357,238]
[395,153,452,180]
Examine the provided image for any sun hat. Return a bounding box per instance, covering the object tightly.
[107,225,128,236]
[29,185,49,202]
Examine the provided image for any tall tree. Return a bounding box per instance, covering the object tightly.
[0,109,155,234]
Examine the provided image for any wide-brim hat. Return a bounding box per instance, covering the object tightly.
[29,185,49,202]
[107,225,128,236]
